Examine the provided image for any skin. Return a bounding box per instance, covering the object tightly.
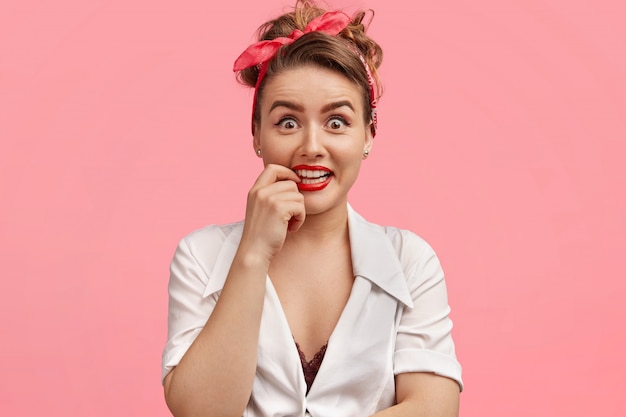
[163,65,459,417]
[253,66,372,361]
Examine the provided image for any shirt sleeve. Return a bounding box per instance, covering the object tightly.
[393,231,463,391]
[161,234,220,384]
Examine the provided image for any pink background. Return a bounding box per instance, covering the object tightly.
[1,0,625,415]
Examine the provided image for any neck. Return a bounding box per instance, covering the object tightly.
[285,202,349,245]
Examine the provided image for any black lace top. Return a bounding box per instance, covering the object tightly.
[295,341,328,393]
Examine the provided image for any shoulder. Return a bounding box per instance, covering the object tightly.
[379,224,440,271]
[381,225,437,259]
[172,221,244,279]
[349,206,435,256]
[179,221,244,252]
[348,206,441,276]
[377,224,445,291]
[349,205,444,297]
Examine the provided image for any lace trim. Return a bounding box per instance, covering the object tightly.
[295,341,328,393]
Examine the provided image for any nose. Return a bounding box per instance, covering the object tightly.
[299,125,325,158]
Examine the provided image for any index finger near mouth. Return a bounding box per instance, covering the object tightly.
[258,164,301,184]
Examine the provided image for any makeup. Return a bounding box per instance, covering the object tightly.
[292,165,333,192]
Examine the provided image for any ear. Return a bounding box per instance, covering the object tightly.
[363,123,374,157]
[253,126,261,154]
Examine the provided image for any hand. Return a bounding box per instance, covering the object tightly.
[240,164,305,261]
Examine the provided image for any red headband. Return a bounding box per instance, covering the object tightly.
[233,10,378,137]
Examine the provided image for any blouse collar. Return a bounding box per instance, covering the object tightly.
[204,204,413,308]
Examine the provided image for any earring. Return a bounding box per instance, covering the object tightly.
[363,149,370,158]
[256,149,261,157]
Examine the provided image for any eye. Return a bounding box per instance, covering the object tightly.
[276,117,299,130]
[327,116,349,130]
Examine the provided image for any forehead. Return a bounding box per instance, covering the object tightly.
[261,65,365,109]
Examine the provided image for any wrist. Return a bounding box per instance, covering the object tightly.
[233,242,273,271]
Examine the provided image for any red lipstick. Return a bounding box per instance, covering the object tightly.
[292,165,333,192]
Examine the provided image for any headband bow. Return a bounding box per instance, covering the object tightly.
[233,10,377,137]
[233,11,352,71]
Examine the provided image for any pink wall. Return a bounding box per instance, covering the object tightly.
[1,0,624,415]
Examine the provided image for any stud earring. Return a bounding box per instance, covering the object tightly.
[256,149,261,157]
[363,149,370,158]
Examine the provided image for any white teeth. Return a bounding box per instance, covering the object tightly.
[301,177,328,184]
[295,169,330,179]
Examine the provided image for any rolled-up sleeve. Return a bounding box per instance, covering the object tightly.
[393,232,463,391]
[161,235,219,383]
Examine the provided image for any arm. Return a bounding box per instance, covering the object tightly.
[371,373,460,417]
[163,244,270,417]
[163,165,304,417]
[373,230,463,416]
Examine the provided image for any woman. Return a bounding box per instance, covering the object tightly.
[161,1,463,416]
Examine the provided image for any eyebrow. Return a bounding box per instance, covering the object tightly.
[268,100,355,114]
[269,100,305,113]
[321,100,355,113]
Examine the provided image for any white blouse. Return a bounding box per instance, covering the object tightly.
[162,205,463,417]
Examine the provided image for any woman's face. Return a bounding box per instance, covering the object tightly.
[254,65,373,216]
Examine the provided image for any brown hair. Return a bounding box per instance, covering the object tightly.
[236,0,383,128]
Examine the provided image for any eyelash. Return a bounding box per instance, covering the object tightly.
[273,115,351,129]
[327,116,350,129]
[275,116,298,129]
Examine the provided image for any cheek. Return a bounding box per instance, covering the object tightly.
[339,150,365,172]
[260,141,292,164]
[344,141,368,160]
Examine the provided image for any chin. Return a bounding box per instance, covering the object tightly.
[302,193,347,216]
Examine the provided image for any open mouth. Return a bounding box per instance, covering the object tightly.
[292,165,333,191]
[295,169,332,184]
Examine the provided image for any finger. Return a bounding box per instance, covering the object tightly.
[254,164,301,187]
[286,201,306,233]
[251,180,300,205]
[287,213,305,233]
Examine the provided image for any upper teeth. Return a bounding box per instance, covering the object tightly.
[295,169,330,178]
